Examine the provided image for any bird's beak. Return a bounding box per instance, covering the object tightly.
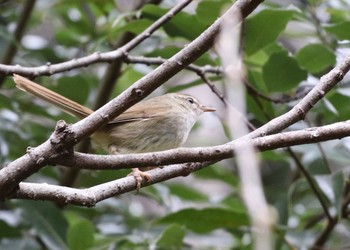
[201,105,216,112]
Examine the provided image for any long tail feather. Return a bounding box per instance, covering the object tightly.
[13,74,93,119]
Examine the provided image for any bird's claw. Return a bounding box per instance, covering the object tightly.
[129,168,152,192]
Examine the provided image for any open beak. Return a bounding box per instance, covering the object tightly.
[201,105,216,112]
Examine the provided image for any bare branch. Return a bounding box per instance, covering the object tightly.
[12,162,208,206]
[9,120,350,205]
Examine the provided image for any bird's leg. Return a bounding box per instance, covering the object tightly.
[109,145,152,192]
[128,168,152,191]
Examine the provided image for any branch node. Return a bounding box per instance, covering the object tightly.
[26,146,34,154]
[334,69,344,80]
[182,162,199,176]
[296,106,307,120]
[95,51,101,59]
[98,113,110,122]
[132,88,144,97]
[55,120,68,133]
[49,120,75,155]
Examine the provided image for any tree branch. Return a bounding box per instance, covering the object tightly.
[9,120,350,206]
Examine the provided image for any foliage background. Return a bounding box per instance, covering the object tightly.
[1,0,350,249]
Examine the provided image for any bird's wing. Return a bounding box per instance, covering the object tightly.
[107,105,170,124]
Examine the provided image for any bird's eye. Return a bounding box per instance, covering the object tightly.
[187,97,194,104]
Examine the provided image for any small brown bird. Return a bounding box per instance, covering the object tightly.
[13,74,215,190]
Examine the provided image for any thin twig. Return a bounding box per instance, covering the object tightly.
[305,119,332,173]
[124,55,225,102]
[286,148,333,221]
[244,79,311,104]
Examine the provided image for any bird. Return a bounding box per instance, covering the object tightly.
[13,74,215,190]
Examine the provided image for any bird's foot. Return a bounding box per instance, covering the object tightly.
[129,168,152,192]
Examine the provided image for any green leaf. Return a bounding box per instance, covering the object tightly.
[245,9,294,55]
[17,201,68,250]
[157,208,249,233]
[146,46,180,59]
[67,219,94,250]
[314,175,334,205]
[156,224,185,249]
[167,183,208,201]
[196,0,231,25]
[328,91,350,120]
[331,172,344,219]
[55,30,82,47]
[263,52,307,92]
[245,43,285,68]
[194,164,239,187]
[142,5,206,40]
[112,19,153,35]
[221,196,248,214]
[0,93,13,109]
[54,76,90,105]
[115,67,145,96]
[166,76,221,93]
[328,8,350,23]
[0,219,21,238]
[325,21,350,40]
[296,44,335,74]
